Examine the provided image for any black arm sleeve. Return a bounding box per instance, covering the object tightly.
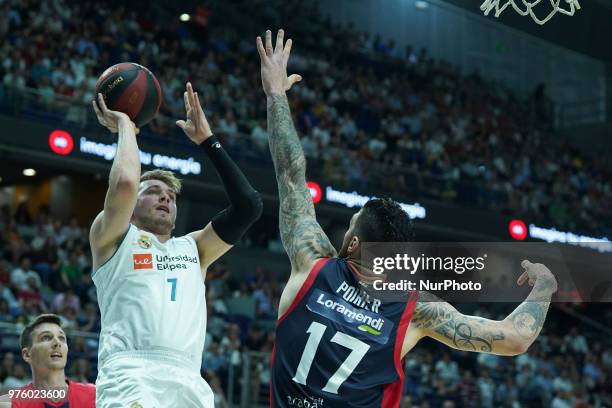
[201,136,263,244]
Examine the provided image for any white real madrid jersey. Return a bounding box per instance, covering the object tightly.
[93,224,207,366]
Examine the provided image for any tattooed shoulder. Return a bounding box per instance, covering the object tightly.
[412,291,457,330]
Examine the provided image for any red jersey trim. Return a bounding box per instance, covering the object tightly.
[270,344,275,408]
[271,257,330,408]
[276,257,331,327]
[381,291,419,408]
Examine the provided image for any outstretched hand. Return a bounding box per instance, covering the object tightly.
[92,93,139,135]
[176,82,213,145]
[517,260,557,293]
[256,29,302,96]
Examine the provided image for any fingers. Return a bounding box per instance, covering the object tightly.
[517,271,529,286]
[283,38,293,65]
[265,29,273,57]
[92,99,101,117]
[194,92,204,115]
[176,120,186,130]
[186,82,196,114]
[93,96,113,130]
[274,29,284,54]
[286,74,302,91]
[183,90,191,116]
[256,36,267,62]
[193,92,202,128]
[519,260,538,287]
[288,74,302,84]
[97,93,108,113]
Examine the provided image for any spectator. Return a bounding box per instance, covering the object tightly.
[10,258,41,292]
[0,282,19,315]
[434,353,460,385]
[551,390,574,408]
[202,341,227,374]
[77,302,100,333]
[0,298,11,321]
[457,370,478,407]
[0,260,10,285]
[60,252,83,288]
[250,120,268,149]
[477,369,495,408]
[565,326,589,354]
[17,277,43,311]
[206,371,229,408]
[553,369,574,394]
[51,288,81,314]
[69,358,92,383]
[2,363,30,389]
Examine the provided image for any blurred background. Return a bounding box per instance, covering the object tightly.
[0,0,610,407]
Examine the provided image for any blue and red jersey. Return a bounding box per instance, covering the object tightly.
[271,257,418,408]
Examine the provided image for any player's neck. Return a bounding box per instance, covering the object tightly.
[346,258,382,285]
[31,369,67,389]
[152,233,171,243]
[134,222,172,243]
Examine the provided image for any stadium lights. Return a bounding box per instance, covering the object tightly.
[306,181,323,204]
[415,1,429,9]
[508,219,528,240]
[23,168,36,177]
[49,130,74,156]
[179,13,191,22]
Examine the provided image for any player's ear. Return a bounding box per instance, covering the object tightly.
[22,347,31,364]
[347,235,360,255]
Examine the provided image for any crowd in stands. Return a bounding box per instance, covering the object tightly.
[402,310,612,408]
[1,207,611,407]
[0,0,609,237]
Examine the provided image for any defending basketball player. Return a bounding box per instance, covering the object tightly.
[257,29,558,407]
[89,83,262,407]
[0,314,96,408]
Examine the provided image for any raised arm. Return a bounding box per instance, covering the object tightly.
[178,82,262,270]
[257,29,337,273]
[403,260,557,357]
[90,93,140,269]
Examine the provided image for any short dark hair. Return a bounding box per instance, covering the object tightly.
[20,314,62,350]
[354,198,415,242]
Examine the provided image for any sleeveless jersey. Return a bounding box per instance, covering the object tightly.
[92,224,206,367]
[271,258,418,408]
[11,380,95,408]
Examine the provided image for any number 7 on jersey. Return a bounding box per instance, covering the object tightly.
[293,321,370,394]
[167,278,177,301]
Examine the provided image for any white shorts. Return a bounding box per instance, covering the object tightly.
[96,350,214,408]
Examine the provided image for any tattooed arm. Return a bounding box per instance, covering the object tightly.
[267,94,337,271]
[403,260,557,357]
[257,29,337,273]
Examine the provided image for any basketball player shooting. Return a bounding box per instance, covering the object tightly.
[257,29,558,408]
[0,314,96,408]
[89,84,262,407]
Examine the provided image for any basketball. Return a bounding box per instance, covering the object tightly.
[94,62,162,127]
